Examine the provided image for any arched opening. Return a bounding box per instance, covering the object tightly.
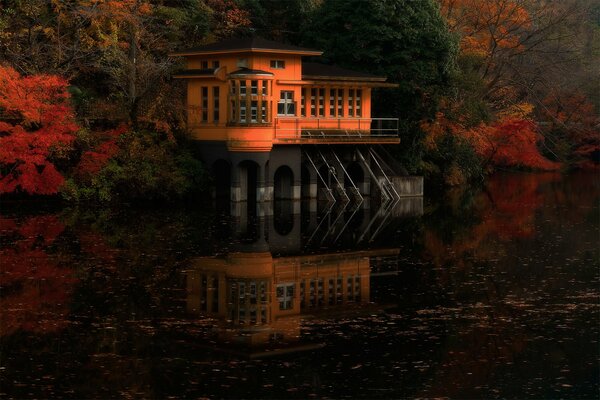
[345,162,365,191]
[274,200,294,236]
[212,159,231,200]
[274,165,294,200]
[238,160,259,203]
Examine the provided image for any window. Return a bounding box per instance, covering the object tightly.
[277,284,294,310]
[251,80,258,95]
[329,89,336,116]
[318,88,325,117]
[261,101,267,122]
[212,60,220,68]
[230,80,236,95]
[251,101,258,123]
[240,102,247,123]
[337,89,344,117]
[278,91,295,116]
[348,89,355,117]
[301,89,306,117]
[356,89,362,117]
[230,100,236,122]
[213,87,219,122]
[201,60,208,69]
[201,86,208,122]
[239,80,246,96]
[270,60,285,69]
[237,58,248,67]
[310,88,316,117]
[262,80,268,96]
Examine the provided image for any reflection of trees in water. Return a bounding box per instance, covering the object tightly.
[416,171,599,398]
[0,215,77,336]
[1,172,597,398]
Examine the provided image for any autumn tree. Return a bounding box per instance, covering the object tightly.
[0,66,77,195]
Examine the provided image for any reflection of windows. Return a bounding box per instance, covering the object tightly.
[213,87,219,122]
[277,91,295,116]
[270,60,285,69]
[277,283,295,310]
[240,103,247,123]
[201,86,208,122]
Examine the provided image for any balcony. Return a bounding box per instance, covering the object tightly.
[273,117,400,145]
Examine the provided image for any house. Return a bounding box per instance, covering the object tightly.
[171,37,413,203]
[186,248,399,356]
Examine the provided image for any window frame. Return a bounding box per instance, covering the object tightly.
[277,90,296,116]
[270,60,285,69]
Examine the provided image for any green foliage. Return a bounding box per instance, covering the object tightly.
[301,0,458,172]
[64,130,209,202]
[447,53,491,127]
[423,133,484,187]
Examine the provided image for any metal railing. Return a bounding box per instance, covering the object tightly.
[274,117,399,139]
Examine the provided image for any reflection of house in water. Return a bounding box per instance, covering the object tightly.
[186,249,398,357]
[232,196,424,252]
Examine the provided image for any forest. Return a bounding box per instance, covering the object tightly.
[0,0,598,200]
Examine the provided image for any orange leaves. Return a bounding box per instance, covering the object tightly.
[0,65,77,195]
[206,0,252,38]
[465,118,560,171]
[0,66,74,126]
[441,0,531,57]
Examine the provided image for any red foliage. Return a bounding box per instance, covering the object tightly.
[0,215,78,336]
[0,65,78,194]
[75,125,127,180]
[467,118,560,171]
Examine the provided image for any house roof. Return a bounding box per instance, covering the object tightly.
[171,37,323,56]
[301,62,387,82]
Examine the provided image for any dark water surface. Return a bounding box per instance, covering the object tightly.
[1,172,598,399]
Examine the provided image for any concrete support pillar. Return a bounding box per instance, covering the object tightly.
[292,177,301,201]
[257,163,266,202]
[230,163,242,202]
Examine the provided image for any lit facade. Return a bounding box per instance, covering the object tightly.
[172,37,404,202]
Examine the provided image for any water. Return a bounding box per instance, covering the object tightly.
[1,172,598,399]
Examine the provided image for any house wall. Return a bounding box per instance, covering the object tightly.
[181,51,375,152]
